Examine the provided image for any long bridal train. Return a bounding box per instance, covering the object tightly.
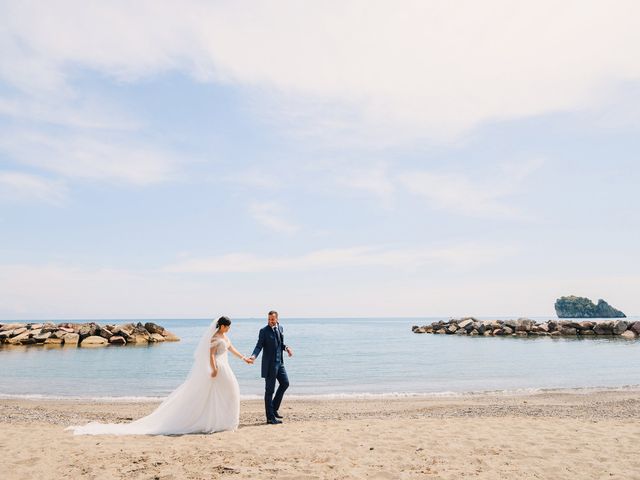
[66,321,239,435]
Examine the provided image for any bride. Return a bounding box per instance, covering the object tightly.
[66,316,250,435]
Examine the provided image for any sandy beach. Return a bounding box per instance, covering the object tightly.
[2,389,639,479]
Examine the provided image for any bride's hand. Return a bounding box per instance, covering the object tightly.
[211,367,218,378]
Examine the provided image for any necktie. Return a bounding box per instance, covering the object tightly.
[273,327,280,344]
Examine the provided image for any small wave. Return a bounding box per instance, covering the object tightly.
[3,384,639,403]
[0,393,166,403]
[280,385,640,400]
[283,391,463,400]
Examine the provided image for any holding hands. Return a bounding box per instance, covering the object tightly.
[242,347,291,365]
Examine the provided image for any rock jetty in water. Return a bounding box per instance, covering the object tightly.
[554,296,626,318]
[0,322,179,348]
[412,317,640,339]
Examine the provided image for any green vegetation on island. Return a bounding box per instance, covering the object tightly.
[554,296,626,318]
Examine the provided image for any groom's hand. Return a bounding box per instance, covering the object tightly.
[286,346,293,357]
[246,355,255,364]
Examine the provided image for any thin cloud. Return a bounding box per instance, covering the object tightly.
[0,171,67,205]
[1,263,637,319]
[249,201,299,234]
[335,162,395,205]
[0,263,218,319]
[222,169,282,189]
[398,159,544,218]
[399,171,516,218]
[2,2,640,143]
[163,243,515,273]
[0,95,142,131]
[0,130,183,186]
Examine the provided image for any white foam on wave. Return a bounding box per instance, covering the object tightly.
[0,393,166,403]
[3,384,640,403]
[272,384,640,400]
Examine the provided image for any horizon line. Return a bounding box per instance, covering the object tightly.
[2,313,637,322]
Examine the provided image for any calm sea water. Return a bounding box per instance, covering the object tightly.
[1,317,639,400]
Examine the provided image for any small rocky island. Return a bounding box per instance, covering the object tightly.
[554,296,626,318]
[0,322,179,347]
[412,318,640,339]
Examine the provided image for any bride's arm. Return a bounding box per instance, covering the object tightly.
[250,328,264,360]
[228,342,248,362]
[209,345,218,377]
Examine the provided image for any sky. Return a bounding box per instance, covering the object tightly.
[0,1,639,319]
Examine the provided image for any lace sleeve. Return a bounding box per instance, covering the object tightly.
[210,337,224,354]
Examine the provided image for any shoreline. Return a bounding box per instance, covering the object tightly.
[3,383,640,403]
[3,389,639,479]
[4,388,640,428]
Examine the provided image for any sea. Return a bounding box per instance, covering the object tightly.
[1,317,639,401]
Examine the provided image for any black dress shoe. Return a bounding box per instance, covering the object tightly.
[274,411,283,419]
[267,418,282,425]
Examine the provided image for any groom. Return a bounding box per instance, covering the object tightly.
[248,310,293,424]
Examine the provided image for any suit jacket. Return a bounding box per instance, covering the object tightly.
[251,323,287,378]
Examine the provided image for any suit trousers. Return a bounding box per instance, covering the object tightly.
[264,361,289,420]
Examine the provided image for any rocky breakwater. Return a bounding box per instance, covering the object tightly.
[0,322,180,348]
[412,317,640,340]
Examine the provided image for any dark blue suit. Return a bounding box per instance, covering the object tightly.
[251,323,290,421]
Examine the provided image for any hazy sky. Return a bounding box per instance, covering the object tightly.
[1,1,638,319]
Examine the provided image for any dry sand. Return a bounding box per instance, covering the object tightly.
[2,390,640,479]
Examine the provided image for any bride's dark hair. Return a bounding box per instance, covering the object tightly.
[216,316,231,328]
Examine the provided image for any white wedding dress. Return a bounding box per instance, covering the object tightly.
[66,321,240,435]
